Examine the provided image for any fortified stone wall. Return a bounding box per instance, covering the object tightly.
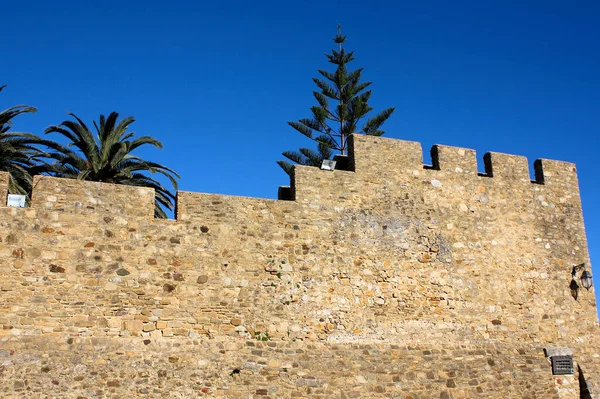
[0,134,598,398]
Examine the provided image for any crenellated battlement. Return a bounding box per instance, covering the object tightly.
[347,134,576,185]
[0,135,581,220]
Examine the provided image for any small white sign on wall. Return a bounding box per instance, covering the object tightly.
[7,194,26,208]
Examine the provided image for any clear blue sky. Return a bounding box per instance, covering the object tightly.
[3,1,599,288]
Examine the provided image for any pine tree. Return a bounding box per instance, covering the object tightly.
[278,26,395,175]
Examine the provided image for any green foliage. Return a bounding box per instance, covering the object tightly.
[42,112,180,218]
[254,331,270,341]
[0,85,41,196]
[278,26,395,175]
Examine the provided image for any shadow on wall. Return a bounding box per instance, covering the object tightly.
[578,365,592,399]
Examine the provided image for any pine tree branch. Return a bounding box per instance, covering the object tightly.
[363,107,396,135]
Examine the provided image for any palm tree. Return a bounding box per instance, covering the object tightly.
[43,112,180,218]
[0,85,40,196]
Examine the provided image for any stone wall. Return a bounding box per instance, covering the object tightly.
[0,171,8,206]
[0,135,598,398]
[1,338,566,398]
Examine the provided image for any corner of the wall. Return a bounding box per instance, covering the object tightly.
[175,190,182,220]
[0,171,10,206]
[277,166,297,201]
[347,135,358,172]
[533,159,579,189]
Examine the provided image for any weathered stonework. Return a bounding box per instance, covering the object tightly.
[0,134,597,398]
[0,172,8,207]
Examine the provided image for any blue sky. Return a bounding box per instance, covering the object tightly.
[3,1,599,289]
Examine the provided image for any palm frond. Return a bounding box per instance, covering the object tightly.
[0,85,39,194]
[41,112,179,218]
